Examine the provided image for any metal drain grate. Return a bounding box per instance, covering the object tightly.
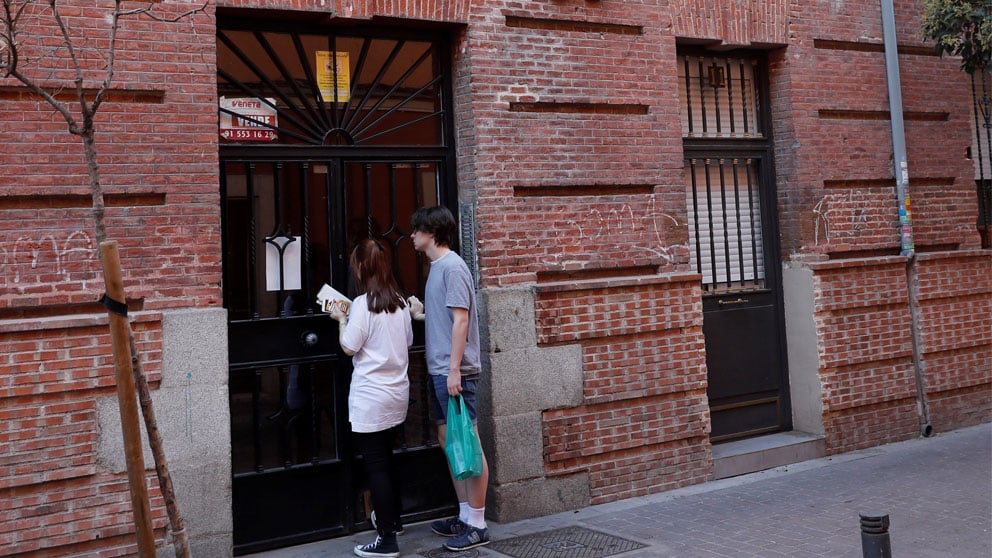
[488,526,647,558]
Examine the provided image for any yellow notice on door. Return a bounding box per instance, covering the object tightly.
[316,51,350,103]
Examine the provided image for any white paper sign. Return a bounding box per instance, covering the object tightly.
[265,236,301,291]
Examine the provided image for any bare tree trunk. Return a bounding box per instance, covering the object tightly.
[130,334,192,558]
[84,133,190,558]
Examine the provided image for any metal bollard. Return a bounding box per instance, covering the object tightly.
[860,513,892,558]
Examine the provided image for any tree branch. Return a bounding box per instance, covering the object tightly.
[91,0,122,114]
[5,67,81,133]
[47,0,93,125]
[119,1,209,23]
[0,0,31,76]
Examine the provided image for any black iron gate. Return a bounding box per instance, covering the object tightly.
[217,16,459,554]
[679,51,791,442]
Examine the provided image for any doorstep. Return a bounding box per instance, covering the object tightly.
[712,431,826,479]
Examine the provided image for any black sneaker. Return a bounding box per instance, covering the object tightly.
[431,516,468,537]
[353,534,399,557]
[371,510,404,536]
[443,525,490,551]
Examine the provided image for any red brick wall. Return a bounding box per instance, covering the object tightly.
[0,2,221,313]
[462,3,688,287]
[218,0,472,21]
[0,315,166,556]
[810,258,922,453]
[464,0,985,504]
[459,2,707,507]
[770,0,978,258]
[2,473,167,557]
[0,1,215,555]
[764,0,988,456]
[810,253,992,454]
[915,252,992,431]
[669,0,791,46]
[771,2,992,452]
[535,276,711,504]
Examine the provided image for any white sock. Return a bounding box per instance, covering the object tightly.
[467,506,487,529]
[458,502,470,523]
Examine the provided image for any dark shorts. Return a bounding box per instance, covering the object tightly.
[428,374,478,425]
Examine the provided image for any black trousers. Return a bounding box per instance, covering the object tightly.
[353,425,403,534]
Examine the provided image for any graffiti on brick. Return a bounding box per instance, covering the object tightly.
[551,198,686,263]
[1,231,96,290]
[813,193,873,246]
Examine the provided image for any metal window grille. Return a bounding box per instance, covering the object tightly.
[685,158,765,292]
[679,55,763,139]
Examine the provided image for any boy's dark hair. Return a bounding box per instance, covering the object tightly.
[411,205,457,248]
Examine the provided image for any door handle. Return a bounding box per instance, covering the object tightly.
[300,331,319,347]
[718,298,749,306]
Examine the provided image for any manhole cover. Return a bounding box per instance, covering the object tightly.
[488,526,647,558]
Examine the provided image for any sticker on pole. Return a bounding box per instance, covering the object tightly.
[219,97,278,141]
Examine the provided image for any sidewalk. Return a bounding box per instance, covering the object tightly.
[247,422,991,558]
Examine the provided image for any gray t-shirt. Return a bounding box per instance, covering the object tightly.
[424,251,481,377]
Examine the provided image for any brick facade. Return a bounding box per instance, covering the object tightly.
[1,0,988,555]
[790,251,991,457]
[535,276,710,504]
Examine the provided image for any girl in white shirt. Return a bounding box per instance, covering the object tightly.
[331,239,413,558]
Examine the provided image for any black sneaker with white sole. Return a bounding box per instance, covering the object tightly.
[353,534,399,557]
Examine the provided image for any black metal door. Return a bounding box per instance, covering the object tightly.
[217,17,458,554]
[679,52,791,442]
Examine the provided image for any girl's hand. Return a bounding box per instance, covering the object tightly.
[329,301,349,323]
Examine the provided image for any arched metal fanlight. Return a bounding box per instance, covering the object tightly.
[217,28,445,147]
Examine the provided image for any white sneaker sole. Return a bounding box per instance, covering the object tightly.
[353,545,399,558]
[443,537,490,551]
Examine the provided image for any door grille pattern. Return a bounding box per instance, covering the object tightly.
[222,160,328,320]
[230,362,338,474]
[343,160,441,297]
[685,158,765,293]
[222,158,442,458]
[223,157,453,552]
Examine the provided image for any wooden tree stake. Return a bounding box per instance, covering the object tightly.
[100,240,155,557]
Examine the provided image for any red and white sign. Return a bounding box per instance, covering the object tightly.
[219,97,278,141]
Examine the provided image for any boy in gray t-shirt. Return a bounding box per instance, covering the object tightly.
[423,249,481,379]
[408,206,491,552]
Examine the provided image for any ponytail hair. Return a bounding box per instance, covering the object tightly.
[350,239,406,314]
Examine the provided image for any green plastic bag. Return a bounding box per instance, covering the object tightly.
[445,396,483,480]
